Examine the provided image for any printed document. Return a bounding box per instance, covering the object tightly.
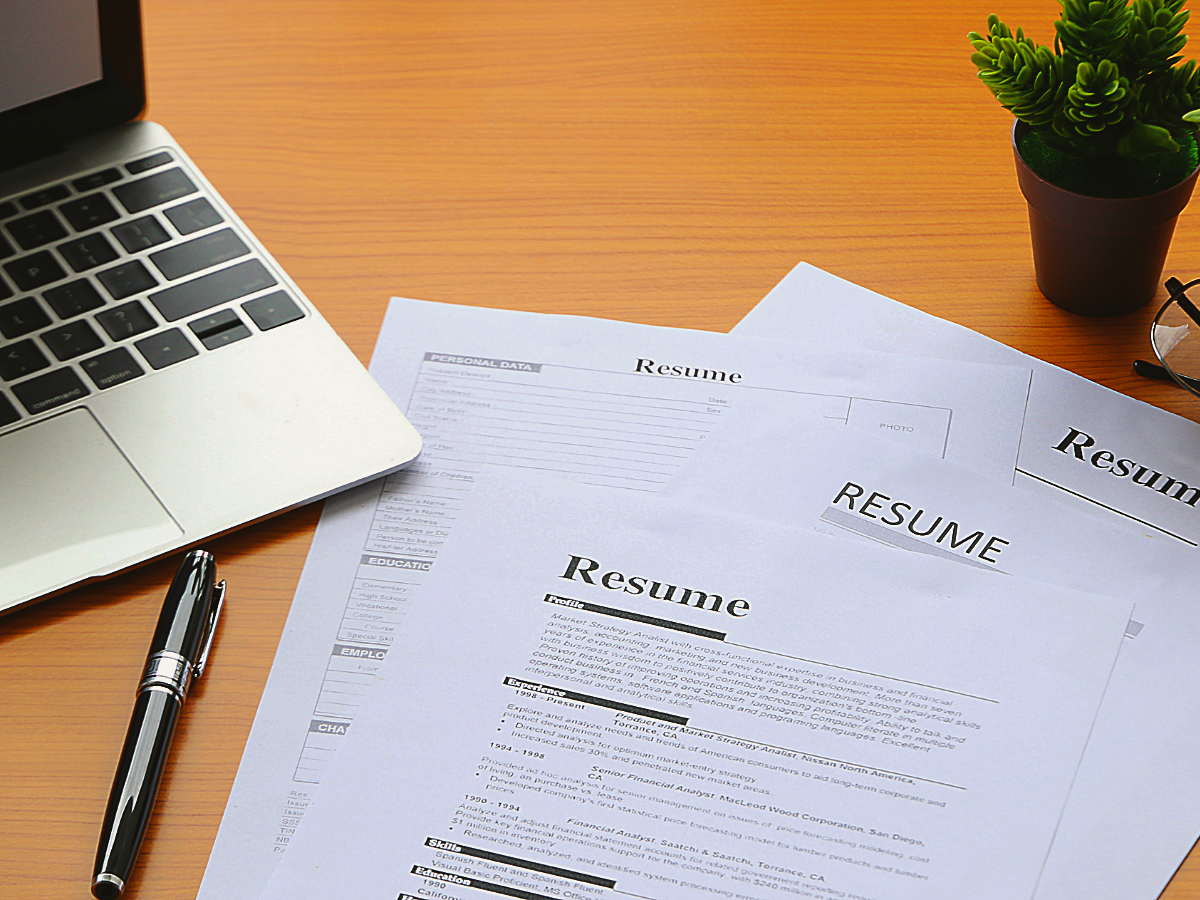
[258,475,1131,900]
[733,262,1200,548]
[197,301,1034,900]
[663,405,1200,900]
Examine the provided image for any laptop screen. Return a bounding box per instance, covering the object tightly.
[0,0,104,115]
[0,0,144,171]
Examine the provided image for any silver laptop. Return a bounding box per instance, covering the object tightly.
[0,0,422,612]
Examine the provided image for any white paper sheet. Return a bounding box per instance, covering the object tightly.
[731,264,1200,900]
[663,404,1200,900]
[196,300,1035,900]
[257,475,1130,900]
[733,262,1200,550]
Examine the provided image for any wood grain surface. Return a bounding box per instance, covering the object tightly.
[4,1,1199,897]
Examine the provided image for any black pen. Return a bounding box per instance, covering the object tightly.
[92,550,225,899]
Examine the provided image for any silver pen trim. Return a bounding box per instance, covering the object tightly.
[139,650,192,702]
[92,872,125,894]
[194,580,226,679]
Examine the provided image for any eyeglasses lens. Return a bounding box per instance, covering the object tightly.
[1152,294,1200,396]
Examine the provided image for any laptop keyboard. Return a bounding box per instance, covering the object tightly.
[0,149,306,429]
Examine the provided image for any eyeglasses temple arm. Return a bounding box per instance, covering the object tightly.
[1134,358,1200,392]
[1166,277,1200,325]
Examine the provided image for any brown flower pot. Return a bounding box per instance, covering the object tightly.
[1012,120,1200,316]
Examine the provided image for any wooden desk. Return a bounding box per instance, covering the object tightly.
[4,1,1198,896]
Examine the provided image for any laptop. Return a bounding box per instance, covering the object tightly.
[0,0,422,612]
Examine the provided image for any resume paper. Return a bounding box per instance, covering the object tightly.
[257,476,1131,900]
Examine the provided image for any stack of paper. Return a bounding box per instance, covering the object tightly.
[196,265,1200,900]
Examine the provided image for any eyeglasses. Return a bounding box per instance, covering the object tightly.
[1136,277,1200,397]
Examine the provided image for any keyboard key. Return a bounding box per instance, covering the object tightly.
[59,193,120,232]
[0,201,17,220]
[199,321,251,350]
[0,274,11,301]
[19,184,70,210]
[96,301,156,341]
[12,366,89,414]
[0,393,18,427]
[7,210,68,250]
[0,339,50,381]
[0,297,51,339]
[242,291,304,331]
[126,152,173,174]
[72,169,122,192]
[150,259,276,321]
[41,320,104,361]
[97,260,157,300]
[44,279,105,319]
[81,347,145,389]
[3,251,66,292]
[58,233,119,273]
[112,215,170,252]
[113,168,197,214]
[189,308,252,350]
[188,309,240,336]
[151,228,249,281]
[135,328,197,369]
[164,197,223,235]
[0,233,13,261]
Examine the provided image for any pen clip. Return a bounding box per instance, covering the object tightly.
[193,580,226,680]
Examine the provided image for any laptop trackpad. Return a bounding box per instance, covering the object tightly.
[0,409,182,600]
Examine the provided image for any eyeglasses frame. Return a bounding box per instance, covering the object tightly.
[1149,277,1200,397]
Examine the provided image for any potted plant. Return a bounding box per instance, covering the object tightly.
[970,0,1200,315]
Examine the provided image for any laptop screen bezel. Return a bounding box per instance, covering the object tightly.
[0,0,146,170]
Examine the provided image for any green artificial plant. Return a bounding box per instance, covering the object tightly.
[971,0,1200,181]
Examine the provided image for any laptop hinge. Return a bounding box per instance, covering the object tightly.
[0,138,69,176]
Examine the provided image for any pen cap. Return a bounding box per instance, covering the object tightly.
[149,550,217,662]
